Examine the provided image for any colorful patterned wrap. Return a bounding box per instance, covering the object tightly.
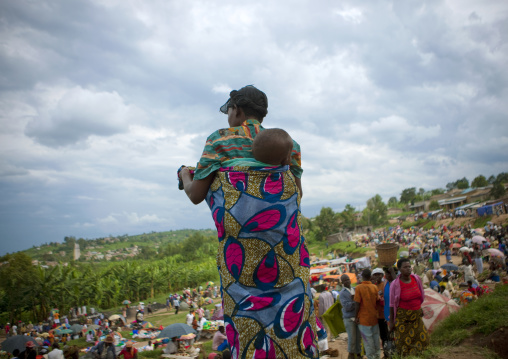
[205,165,318,359]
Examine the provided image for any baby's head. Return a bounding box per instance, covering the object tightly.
[252,128,293,166]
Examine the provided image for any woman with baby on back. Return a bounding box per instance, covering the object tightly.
[178,85,303,202]
[178,85,319,358]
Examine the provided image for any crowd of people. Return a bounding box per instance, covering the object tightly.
[310,221,507,358]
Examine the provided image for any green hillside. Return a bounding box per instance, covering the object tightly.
[22,229,217,263]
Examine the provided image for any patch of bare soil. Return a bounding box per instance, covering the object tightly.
[463,327,508,359]
[433,345,496,359]
[325,333,351,358]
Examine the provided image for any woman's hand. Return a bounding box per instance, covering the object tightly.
[388,321,395,332]
[178,166,192,180]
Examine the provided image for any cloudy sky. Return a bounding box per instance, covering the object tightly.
[1,0,507,254]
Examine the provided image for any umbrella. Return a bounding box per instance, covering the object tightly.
[207,281,214,286]
[109,314,121,321]
[399,251,409,258]
[451,243,462,249]
[441,263,459,272]
[82,324,100,334]
[421,288,460,332]
[56,324,70,330]
[110,331,123,338]
[459,247,470,252]
[141,322,155,329]
[1,335,39,354]
[487,248,505,258]
[70,324,83,334]
[472,236,486,244]
[158,323,196,339]
[204,297,213,305]
[179,333,196,340]
[55,329,73,335]
[117,315,127,324]
[123,300,131,305]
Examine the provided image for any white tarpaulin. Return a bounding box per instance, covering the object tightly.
[310,267,335,275]
[352,256,371,269]
[329,257,348,266]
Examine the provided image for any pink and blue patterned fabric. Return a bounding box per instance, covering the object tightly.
[206,165,319,359]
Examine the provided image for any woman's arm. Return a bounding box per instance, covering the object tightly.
[180,168,215,204]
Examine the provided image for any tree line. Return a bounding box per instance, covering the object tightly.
[0,233,219,324]
[304,172,508,242]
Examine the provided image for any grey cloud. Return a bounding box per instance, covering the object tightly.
[24,87,132,147]
[1,0,508,254]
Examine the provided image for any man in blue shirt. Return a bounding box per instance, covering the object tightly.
[432,248,441,269]
[445,248,452,263]
[339,274,361,359]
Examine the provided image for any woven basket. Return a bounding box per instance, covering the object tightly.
[376,243,399,266]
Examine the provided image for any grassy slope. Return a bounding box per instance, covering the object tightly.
[431,284,508,346]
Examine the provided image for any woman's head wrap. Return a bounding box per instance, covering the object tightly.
[220,85,268,117]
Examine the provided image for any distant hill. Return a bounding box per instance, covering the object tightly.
[22,229,217,263]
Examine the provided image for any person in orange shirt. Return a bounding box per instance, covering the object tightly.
[53,312,60,325]
[354,269,380,359]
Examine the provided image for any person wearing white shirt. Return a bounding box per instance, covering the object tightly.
[195,317,207,342]
[48,343,64,359]
[186,310,195,326]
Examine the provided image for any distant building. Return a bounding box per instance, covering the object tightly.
[74,242,81,260]
[387,207,403,216]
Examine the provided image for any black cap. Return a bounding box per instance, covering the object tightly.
[219,85,268,117]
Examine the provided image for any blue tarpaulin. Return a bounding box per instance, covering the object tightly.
[477,202,503,216]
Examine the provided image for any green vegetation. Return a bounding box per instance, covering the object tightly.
[329,241,369,255]
[399,218,436,231]
[472,175,489,188]
[473,215,493,229]
[138,349,163,359]
[23,229,217,262]
[0,232,220,323]
[491,182,506,199]
[422,220,436,230]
